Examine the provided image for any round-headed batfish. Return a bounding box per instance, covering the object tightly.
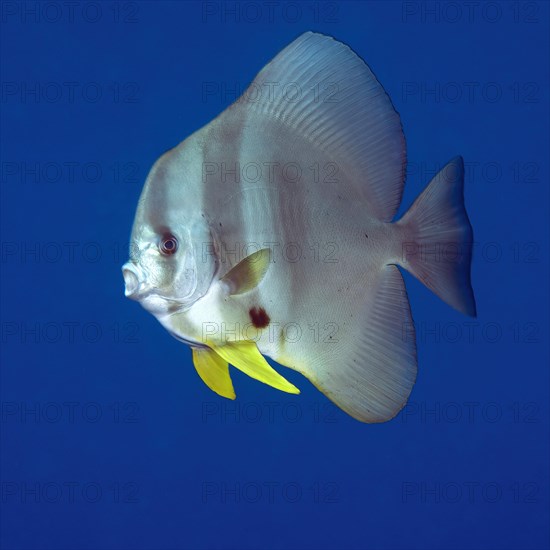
[122,32,476,423]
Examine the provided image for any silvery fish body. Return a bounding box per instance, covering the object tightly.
[123,32,476,423]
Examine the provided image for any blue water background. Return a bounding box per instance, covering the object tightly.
[1,1,548,549]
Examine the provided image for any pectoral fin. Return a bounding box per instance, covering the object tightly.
[192,347,236,399]
[220,248,271,295]
[213,341,300,395]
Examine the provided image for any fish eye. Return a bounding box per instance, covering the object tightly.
[159,234,178,255]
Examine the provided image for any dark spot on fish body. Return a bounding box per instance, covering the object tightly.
[249,306,270,328]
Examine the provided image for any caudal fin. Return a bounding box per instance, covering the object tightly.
[396,156,476,316]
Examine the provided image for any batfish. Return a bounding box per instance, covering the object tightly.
[122,32,476,423]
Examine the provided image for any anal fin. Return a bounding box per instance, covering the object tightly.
[297,265,417,423]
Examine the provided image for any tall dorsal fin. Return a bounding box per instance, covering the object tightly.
[232,32,406,222]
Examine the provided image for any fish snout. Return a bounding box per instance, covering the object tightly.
[122,262,143,299]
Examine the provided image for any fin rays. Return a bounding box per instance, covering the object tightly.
[192,341,300,398]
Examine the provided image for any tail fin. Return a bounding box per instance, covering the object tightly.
[396,156,476,316]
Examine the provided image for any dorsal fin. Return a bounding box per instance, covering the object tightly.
[231,32,406,221]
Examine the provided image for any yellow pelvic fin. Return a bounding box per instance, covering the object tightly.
[213,341,300,395]
[192,347,236,400]
[220,248,271,295]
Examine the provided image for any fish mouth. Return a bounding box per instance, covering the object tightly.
[122,262,144,299]
[122,262,159,303]
[121,262,196,316]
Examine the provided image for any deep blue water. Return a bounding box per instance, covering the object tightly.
[1,2,549,549]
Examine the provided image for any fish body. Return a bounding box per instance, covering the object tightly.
[123,32,476,422]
